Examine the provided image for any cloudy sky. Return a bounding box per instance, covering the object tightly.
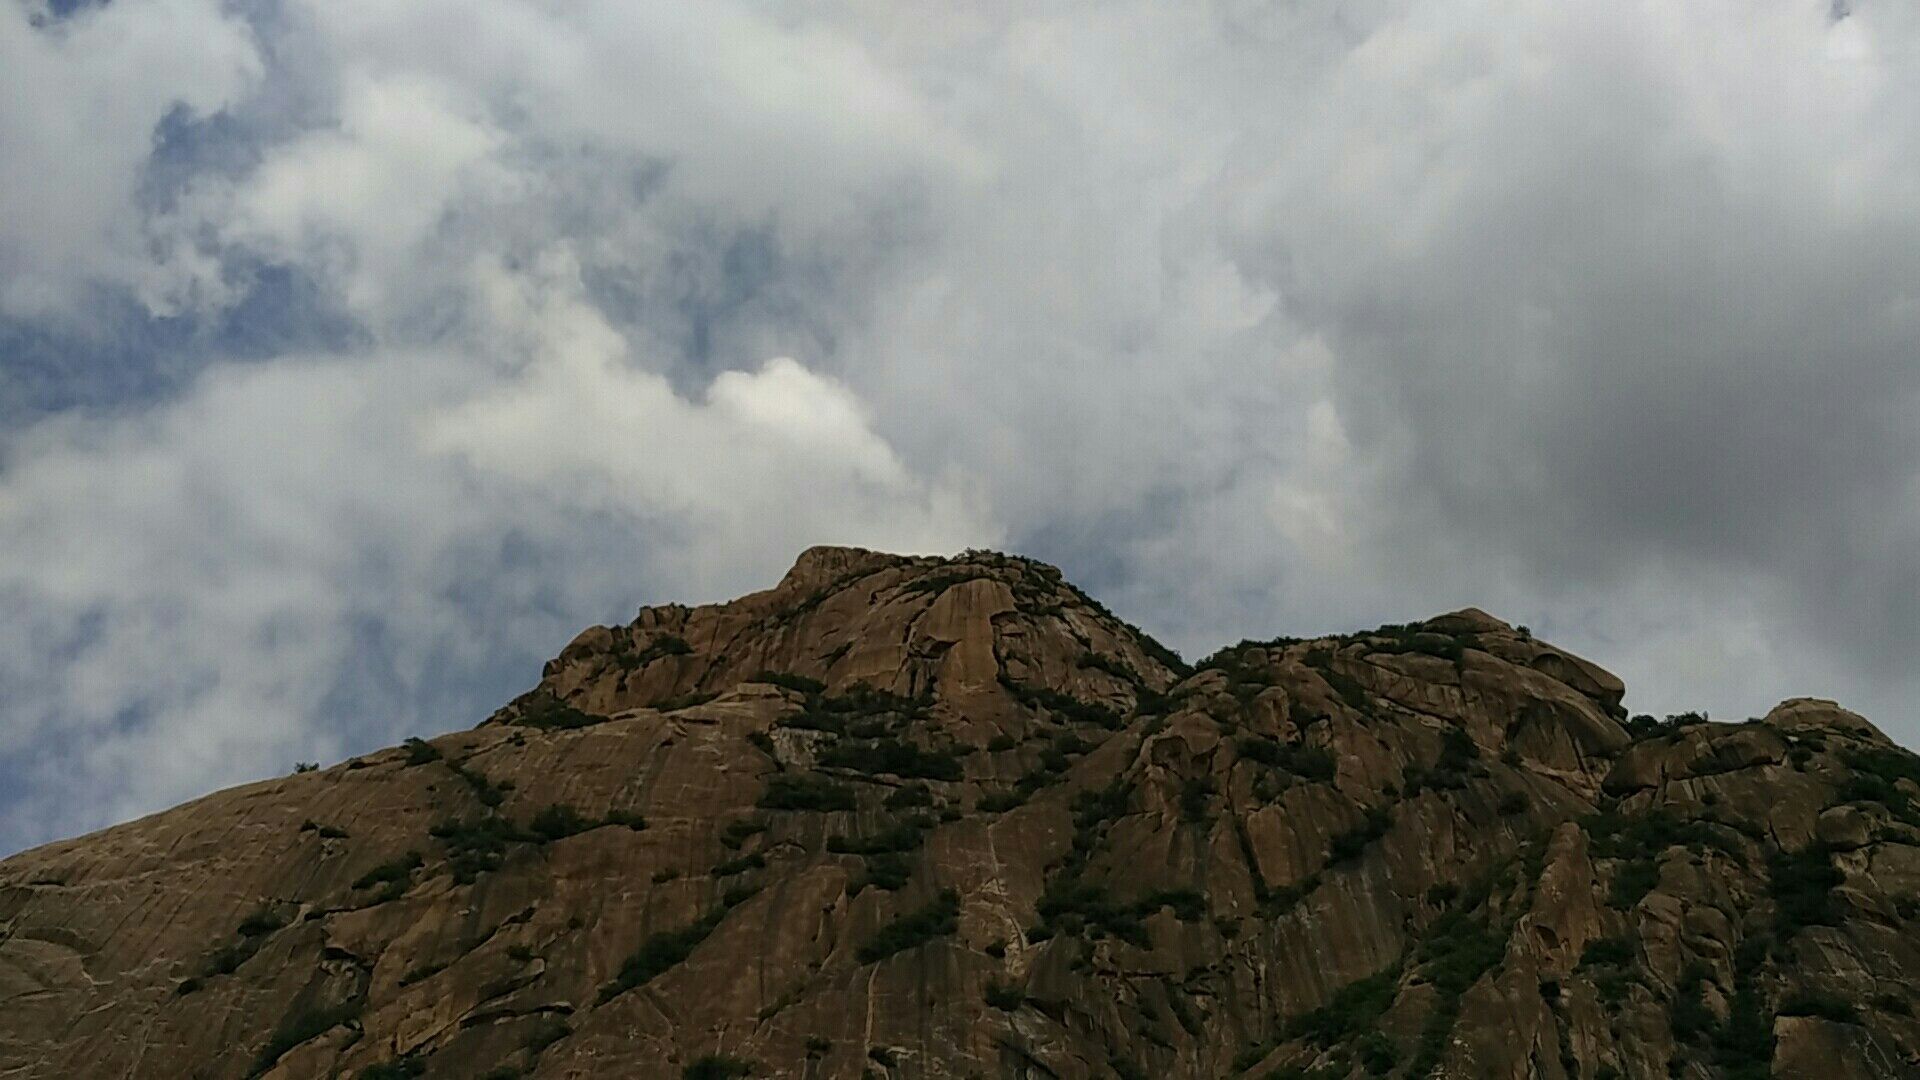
[3,0,1917,853]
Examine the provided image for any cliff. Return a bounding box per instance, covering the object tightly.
[3,548,1917,1079]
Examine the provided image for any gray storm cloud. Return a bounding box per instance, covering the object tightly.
[1,0,1916,852]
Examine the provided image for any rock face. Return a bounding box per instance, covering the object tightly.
[3,547,1919,1079]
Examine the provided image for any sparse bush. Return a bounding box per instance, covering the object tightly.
[1032,879,1152,947]
[976,790,1026,813]
[850,851,912,892]
[1133,888,1206,921]
[1180,776,1215,823]
[402,738,441,765]
[598,907,728,1003]
[1327,807,1391,865]
[710,852,765,877]
[616,634,691,671]
[510,689,604,730]
[1579,936,1634,970]
[528,804,592,842]
[654,691,719,711]
[856,889,960,963]
[1075,650,1139,683]
[1357,1031,1399,1075]
[352,852,424,891]
[603,808,647,831]
[1771,842,1843,934]
[984,980,1025,1010]
[820,737,964,781]
[1609,860,1660,909]
[719,818,768,850]
[250,1000,363,1077]
[398,961,445,986]
[431,817,528,884]
[757,773,857,811]
[682,1055,754,1080]
[1779,991,1859,1023]
[443,759,508,808]
[998,677,1122,728]
[884,783,934,809]
[827,822,924,856]
[236,907,288,937]
[754,671,825,695]
[1289,967,1398,1046]
[1236,736,1336,782]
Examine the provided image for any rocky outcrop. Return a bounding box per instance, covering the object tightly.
[2,548,1917,1079]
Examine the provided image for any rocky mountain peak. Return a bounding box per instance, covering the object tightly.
[4,550,1918,1080]
[514,548,1183,734]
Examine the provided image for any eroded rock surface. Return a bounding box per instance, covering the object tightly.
[2,548,1918,1079]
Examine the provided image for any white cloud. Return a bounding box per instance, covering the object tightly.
[0,0,259,318]
[0,319,986,845]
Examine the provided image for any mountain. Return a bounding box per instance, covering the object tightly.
[3,547,1918,1079]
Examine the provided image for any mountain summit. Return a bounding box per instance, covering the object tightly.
[3,549,1916,1078]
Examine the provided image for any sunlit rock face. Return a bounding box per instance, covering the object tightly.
[3,548,1917,1079]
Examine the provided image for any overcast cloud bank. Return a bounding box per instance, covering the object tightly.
[2,0,1917,852]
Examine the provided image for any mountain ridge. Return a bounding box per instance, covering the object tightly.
[2,547,1916,1079]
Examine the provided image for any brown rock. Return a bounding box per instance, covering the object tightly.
[1,549,1917,1079]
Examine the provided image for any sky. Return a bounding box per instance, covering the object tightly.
[2,0,1918,854]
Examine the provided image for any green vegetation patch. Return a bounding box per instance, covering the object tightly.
[612,634,691,671]
[757,773,858,811]
[1289,966,1400,1047]
[506,689,605,730]
[528,804,593,842]
[1358,623,1479,664]
[402,737,441,765]
[984,980,1026,1010]
[249,1000,364,1077]
[819,737,964,781]
[999,676,1122,729]
[1237,736,1336,782]
[1582,808,1745,909]
[431,816,531,884]
[827,820,926,857]
[1669,941,1774,1080]
[1327,806,1392,866]
[598,905,733,1003]
[1408,908,1509,1076]
[754,670,826,695]
[1404,727,1481,795]
[682,1054,755,1079]
[857,888,961,964]
[776,683,934,735]
[719,817,768,849]
[1837,747,1920,825]
[352,851,425,893]
[1770,842,1843,934]
[976,790,1026,813]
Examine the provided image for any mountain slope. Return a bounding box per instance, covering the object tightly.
[2,548,1917,1079]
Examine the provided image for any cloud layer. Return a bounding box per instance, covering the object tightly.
[3,0,1918,851]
